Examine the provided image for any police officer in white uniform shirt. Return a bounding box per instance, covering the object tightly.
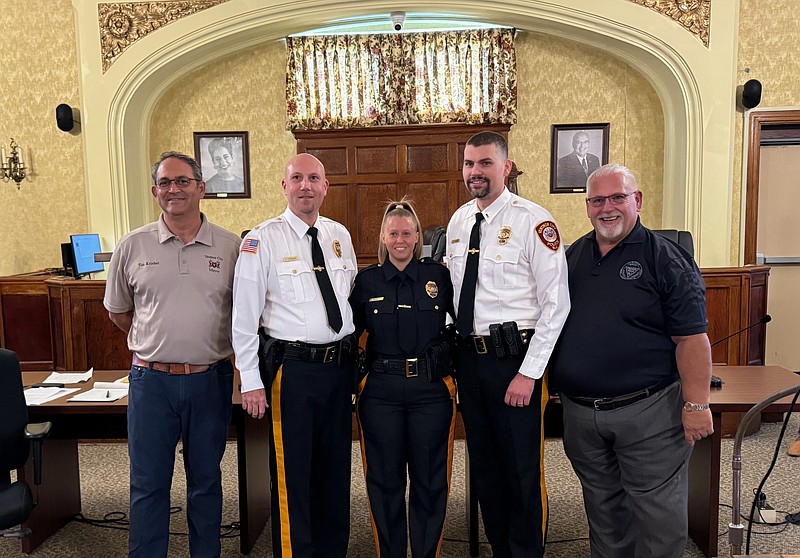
[231,153,357,558]
[447,131,570,558]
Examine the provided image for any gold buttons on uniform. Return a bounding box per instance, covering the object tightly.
[435,305,439,310]
[374,309,378,314]
[292,269,297,274]
[496,255,501,260]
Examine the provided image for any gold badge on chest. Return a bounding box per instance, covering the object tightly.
[498,226,512,245]
[425,281,439,299]
[332,240,342,258]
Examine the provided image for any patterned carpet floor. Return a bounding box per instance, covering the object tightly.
[2,415,800,557]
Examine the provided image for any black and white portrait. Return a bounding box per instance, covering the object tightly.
[193,131,251,198]
[550,124,609,194]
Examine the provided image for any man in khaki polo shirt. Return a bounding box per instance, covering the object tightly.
[104,151,241,558]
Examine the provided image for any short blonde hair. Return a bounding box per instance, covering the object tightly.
[377,197,423,263]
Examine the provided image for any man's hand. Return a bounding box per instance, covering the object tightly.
[504,373,536,407]
[681,408,713,446]
[241,388,268,419]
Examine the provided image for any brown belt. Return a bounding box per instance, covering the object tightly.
[132,355,221,375]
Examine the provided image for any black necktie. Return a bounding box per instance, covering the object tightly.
[397,273,417,353]
[581,157,589,175]
[456,212,484,338]
[307,227,343,333]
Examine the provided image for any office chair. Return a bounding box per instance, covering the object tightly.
[422,225,446,263]
[0,349,51,538]
[653,229,694,258]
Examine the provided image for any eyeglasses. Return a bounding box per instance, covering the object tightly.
[155,177,200,190]
[585,191,638,208]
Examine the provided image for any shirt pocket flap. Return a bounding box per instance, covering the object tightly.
[276,260,312,276]
[416,298,441,312]
[369,299,396,315]
[482,245,521,265]
[327,257,354,273]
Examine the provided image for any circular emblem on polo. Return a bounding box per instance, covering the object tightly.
[619,261,643,280]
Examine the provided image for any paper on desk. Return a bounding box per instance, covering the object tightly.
[25,387,80,406]
[68,381,129,402]
[44,367,94,384]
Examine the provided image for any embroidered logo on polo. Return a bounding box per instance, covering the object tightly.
[497,226,512,246]
[619,261,643,280]
[535,221,561,252]
[425,281,438,299]
[205,255,222,273]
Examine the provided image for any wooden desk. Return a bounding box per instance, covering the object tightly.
[18,370,270,555]
[689,366,800,557]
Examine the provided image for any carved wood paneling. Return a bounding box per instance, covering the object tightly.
[294,124,511,265]
[627,0,710,47]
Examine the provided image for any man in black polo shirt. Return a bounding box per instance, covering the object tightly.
[550,163,713,558]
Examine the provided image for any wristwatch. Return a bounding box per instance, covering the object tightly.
[683,401,710,412]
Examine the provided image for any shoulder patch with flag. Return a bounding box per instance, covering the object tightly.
[241,238,259,254]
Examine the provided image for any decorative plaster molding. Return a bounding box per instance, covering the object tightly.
[99,1,230,73]
[628,0,710,47]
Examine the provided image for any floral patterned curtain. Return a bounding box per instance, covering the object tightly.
[286,28,516,130]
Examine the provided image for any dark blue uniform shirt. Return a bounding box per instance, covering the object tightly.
[551,219,708,398]
[350,257,453,358]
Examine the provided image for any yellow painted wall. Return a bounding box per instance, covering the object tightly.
[0,0,87,275]
[732,0,800,264]
[150,31,664,245]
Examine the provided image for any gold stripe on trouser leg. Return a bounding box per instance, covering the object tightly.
[355,374,381,557]
[539,372,550,542]
[270,365,293,557]
[434,375,458,557]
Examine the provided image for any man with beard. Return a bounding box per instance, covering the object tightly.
[556,130,601,189]
[446,131,570,557]
[550,163,712,557]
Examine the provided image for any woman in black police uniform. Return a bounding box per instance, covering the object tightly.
[350,199,457,558]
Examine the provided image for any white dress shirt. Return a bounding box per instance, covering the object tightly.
[232,208,356,393]
[446,188,570,379]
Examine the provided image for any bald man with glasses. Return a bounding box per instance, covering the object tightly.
[550,163,713,558]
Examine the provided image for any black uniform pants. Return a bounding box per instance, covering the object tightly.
[356,371,457,558]
[456,347,548,558]
[267,358,353,558]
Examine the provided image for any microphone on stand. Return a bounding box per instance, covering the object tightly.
[709,314,771,387]
[711,314,771,348]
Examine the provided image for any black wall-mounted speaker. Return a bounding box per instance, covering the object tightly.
[741,79,762,109]
[56,104,75,132]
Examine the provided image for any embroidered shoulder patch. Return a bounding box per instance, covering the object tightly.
[535,221,561,252]
[241,238,259,254]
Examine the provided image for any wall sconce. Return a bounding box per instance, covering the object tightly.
[1,138,27,189]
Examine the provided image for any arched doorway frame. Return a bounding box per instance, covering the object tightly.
[73,0,739,265]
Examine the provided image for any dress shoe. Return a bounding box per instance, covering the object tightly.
[787,436,800,457]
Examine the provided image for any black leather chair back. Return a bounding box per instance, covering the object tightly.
[423,225,446,263]
[653,229,694,258]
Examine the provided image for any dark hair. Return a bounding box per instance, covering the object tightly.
[466,131,508,160]
[150,151,203,183]
[208,138,235,159]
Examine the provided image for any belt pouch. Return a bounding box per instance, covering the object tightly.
[489,323,506,358]
[425,340,454,381]
[501,321,521,357]
[258,329,285,386]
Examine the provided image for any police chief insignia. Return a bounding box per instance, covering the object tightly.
[535,221,561,252]
[425,281,438,299]
[332,240,342,258]
[497,226,512,245]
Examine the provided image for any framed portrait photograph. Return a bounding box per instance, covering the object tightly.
[550,123,609,194]
[193,131,251,199]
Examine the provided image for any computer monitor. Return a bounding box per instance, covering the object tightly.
[70,233,104,277]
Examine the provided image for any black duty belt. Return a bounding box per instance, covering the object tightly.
[566,377,677,411]
[369,356,428,378]
[283,339,350,364]
[466,330,535,355]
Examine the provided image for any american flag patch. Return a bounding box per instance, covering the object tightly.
[241,238,259,254]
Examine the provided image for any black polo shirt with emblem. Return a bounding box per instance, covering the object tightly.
[350,257,454,358]
[550,218,707,398]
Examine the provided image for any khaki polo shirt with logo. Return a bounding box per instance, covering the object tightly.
[104,214,241,364]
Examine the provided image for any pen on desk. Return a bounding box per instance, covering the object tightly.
[106,390,110,399]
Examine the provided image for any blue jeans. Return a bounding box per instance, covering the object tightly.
[127,359,233,558]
